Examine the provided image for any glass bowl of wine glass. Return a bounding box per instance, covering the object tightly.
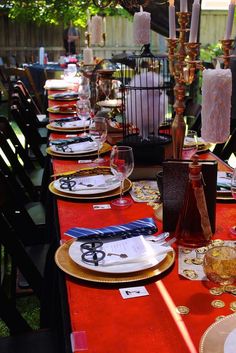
[203,245,236,285]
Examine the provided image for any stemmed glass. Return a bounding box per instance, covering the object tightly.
[110,146,134,208]
[230,167,236,234]
[76,99,91,136]
[89,117,107,164]
[99,78,112,100]
[64,63,77,80]
[182,130,198,160]
[78,76,90,100]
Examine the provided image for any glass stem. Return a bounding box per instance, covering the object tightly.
[120,179,124,200]
[97,142,101,160]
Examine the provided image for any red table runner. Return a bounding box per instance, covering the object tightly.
[51,153,236,353]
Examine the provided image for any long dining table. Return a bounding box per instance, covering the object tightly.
[46,126,236,353]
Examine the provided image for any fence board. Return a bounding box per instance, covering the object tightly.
[0,11,235,65]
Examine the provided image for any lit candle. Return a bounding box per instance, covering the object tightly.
[133,6,151,45]
[169,0,176,39]
[224,0,235,40]
[180,0,188,12]
[83,47,94,65]
[91,15,103,45]
[189,0,200,43]
[201,68,232,143]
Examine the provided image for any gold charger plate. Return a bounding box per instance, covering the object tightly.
[46,142,111,158]
[55,239,175,283]
[196,142,213,154]
[49,178,132,200]
[46,123,87,133]
[216,192,235,202]
[199,313,236,353]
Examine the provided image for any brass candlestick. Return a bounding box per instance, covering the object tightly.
[85,32,91,47]
[168,12,201,159]
[220,39,234,69]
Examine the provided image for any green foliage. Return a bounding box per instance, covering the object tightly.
[1,1,130,26]
[200,42,223,63]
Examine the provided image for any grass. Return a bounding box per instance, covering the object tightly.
[0,295,40,337]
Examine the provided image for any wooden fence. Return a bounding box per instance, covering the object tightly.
[0,10,235,65]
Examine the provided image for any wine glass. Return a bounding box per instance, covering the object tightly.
[99,78,112,100]
[76,99,91,136]
[203,245,236,285]
[182,130,198,160]
[78,76,90,100]
[64,63,77,80]
[230,167,236,234]
[110,146,134,208]
[89,117,107,164]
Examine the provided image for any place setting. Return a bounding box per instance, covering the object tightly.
[54,218,175,283]
[47,116,112,158]
[49,165,132,201]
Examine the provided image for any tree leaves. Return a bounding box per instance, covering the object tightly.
[1,0,130,26]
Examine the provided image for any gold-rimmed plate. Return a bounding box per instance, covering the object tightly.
[196,142,213,153]
[46,123,86,133]
[49,178,132,200]
[46,142,111,158]
[55,239,175,283]
[199,313,236,353]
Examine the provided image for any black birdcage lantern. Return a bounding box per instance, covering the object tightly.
[116,44,174,164]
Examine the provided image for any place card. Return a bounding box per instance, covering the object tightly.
[93,204,111,210]
[119,286,149,299]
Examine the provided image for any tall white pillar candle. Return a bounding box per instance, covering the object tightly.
[189,0,200,42]
[201,68,232,143]
[169,0,176,39]
[91,15,103,45]
[83,47,93,65]
[224,0,235,40]
[180,0,188,12]
[133,6,151,45]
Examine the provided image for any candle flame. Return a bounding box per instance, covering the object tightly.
[169,0,175,5]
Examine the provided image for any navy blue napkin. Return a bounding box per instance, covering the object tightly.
[52,92,78,99]
[51,116,80,123]
[50,136,93,146]
[65,218,158,240]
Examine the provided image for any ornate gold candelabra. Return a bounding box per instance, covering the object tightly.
[168,12,201,159]
[221,39,234,69]
[168,12,235,159]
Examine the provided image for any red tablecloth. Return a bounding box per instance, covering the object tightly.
[51,153,236,353]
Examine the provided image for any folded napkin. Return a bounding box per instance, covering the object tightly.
[51,116,80,123]
[52,92,78,99]
[65,217,158,240]
[50,136,93,146]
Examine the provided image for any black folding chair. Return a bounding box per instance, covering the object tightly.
[10,103,47,168]
[13,82,48,127]
[212,128,236,162]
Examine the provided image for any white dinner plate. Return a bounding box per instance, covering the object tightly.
[50,120,89,129]
[68,238,170,274]
[53,174,121,195]
[50,141,98,155]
